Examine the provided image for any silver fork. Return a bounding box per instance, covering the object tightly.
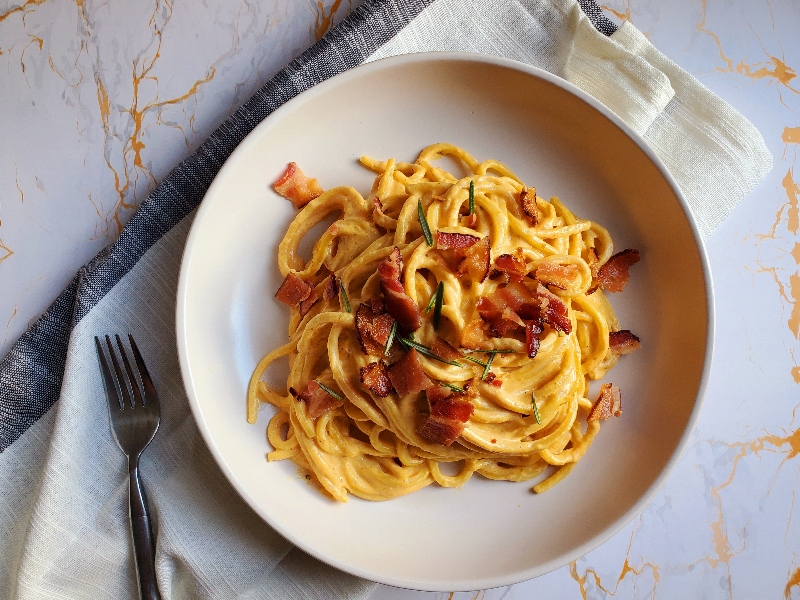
[95,334,162,600]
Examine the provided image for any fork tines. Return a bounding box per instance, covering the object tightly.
[95,334,158,412]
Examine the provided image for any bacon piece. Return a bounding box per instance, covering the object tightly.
[378,247,422,331]
[597,249,640,293]
[465,213,478,228]
[275,272,313,307]
[520,187,538,225]
[609,330,641,355]
[456,236,491,283]
[431,337,463,362]
[299,286,319,317]
[535,262,580,290]
[292,381,343,419]
[359,361,393,398]
[273,163,324,209]
[323,274,338,302]
[355,301,396,356]
[493,250,526,283]
[525,320,543,358]
[587,383,622,421]
[483,371,496,383]
[437,231,480,250]
[496,281,539,320]
[461,318,488,349]
[477,297,519,337]
[587,248,600,278]
[489,378,503,388]
[417,384,474,446]
[536,283,572,334]
[387,348,433,397]
[417,417,465,447]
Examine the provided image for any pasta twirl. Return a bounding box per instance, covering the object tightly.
[248,143,638,502]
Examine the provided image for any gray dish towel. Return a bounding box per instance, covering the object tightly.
[0,0,770,598]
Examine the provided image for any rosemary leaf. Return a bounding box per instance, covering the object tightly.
[467,348,517,355]
[481,353,495,381]
[442,382,465,393]
[425,289,437,313]
[469,179,475,215]
[418,199,434,246]
[384,321,397,356]
[339,278,351,313]
[532,391,541,424]
[399,337,462,367]
[316,381,345,402]
[432,281,444,331]
[463,355,487,368]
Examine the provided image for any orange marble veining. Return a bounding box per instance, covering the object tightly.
[0,0,48,25]
[600,2,631,23]
[3,306,17,345]
[786,567,800,598]
[311,0,347,41]
[0,239,13,267]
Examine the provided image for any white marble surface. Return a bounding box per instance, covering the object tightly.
[2,0,799,598]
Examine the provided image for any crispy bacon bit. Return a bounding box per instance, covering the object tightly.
[477,297,519,337]
[535,262,580,290]
[437,231,480,250]
[417,384,474,446]
[489,378,503,388]
[525,320,543,358]
[456,236,491,283]
[273,163,324,209]
[417,417,465,447]
[387,348,432,397]
[359,361,393,398]
[355,300,397,355]
[299,286,319,317]
[465,213,478,228]
[378,247,422,331]
[520,187,538,225]
[294,381,343,418]
[484,371,496,383]
[496,281,539,320]
[431,337,463,362]
[597,249,640,293]
[324,274,339,302]
[587,383,622,421]
[275,272,313,307]
[536,284,572,334]
[493,250,526,283]
[609,330,641,355]
[461,318,488,349]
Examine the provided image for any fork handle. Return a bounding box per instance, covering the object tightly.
[129,462,162,600]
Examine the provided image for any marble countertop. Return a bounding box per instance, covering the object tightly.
[2,0,798,598]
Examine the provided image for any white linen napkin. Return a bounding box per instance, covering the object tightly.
[0,0,771,598]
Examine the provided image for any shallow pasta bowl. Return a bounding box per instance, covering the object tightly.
[176,52,713,591]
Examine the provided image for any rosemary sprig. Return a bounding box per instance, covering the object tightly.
[481,353,495,381]
[418,199,434,246]
[441,382,465,393]
[399,337,462,367]
[463,355,487,368]
[467,349,517,354]
[339,277,351,313]
[469,180,475,215]
[316,381,345,402]
[384,321,397,356]
[432,281,444,331]
[531,391,541,424]
[425,289,437,313]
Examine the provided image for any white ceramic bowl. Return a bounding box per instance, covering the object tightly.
[176,53,713,591]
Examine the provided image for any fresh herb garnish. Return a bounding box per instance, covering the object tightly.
[469,180,475,215]
[339,278,351,313]
[467,349,517,354]
[425,289,437,313]
[481,353,495,381]
[418,199,434,246]
[432,281,444,331]
[399,337,462,367]
[441,382,465,393]
[316,381,345,402]
[463,355,487,368]
[384,321,397,356]
[531,391,541,424]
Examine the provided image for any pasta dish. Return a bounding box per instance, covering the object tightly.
[248,143,640,502]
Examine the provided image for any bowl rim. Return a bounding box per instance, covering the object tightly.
[175,50,715,590]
